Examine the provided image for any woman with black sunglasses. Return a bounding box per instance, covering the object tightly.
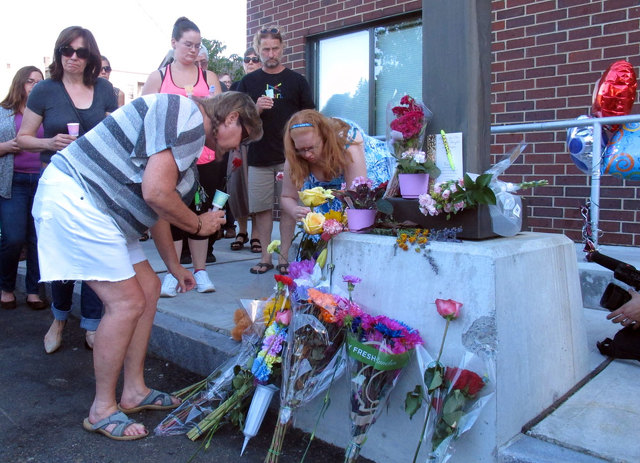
[17,26,118,354]
[99,56,125,107]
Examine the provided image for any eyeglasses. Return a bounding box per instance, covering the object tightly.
[179,41,201,51]
[25,78,41,85]
[101,66,111,73]
[295,142,321,157]
[59,45,90,60]
[244,57,260,64]
[260,28,280,34]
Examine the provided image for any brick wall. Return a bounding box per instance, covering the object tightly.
[246,0,421,73]
[492,0,640,245]
[247,0,640,245]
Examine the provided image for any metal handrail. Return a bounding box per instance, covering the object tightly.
[491,114,640,247]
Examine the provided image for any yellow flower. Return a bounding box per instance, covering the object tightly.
[263,295,291,326]
[267,240,281,254]
[324,209,345,224]
[298,187,334,207]
[302,212,326,234]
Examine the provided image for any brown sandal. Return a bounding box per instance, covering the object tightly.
[250,238,262,253]
[231,233,249,251]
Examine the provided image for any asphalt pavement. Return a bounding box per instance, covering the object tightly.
[0,292,368,463]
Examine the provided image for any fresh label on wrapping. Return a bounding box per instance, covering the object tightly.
[346,336,409,371]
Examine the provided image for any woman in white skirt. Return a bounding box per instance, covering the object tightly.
[32,91,262,440]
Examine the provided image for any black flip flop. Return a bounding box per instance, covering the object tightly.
[250,262,274,274]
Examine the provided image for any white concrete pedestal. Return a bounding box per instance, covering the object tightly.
[292,232,589,462]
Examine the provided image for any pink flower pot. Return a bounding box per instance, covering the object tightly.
[347,208,376,233]
[398,173,430,199]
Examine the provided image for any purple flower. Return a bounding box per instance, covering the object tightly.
[342,275,362,285]
[289,259,316,279]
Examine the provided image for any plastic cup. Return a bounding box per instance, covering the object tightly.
[67,123,79,136]
[265,89,274,98]
[211,190,230,210]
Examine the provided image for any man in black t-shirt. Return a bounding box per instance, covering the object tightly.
[237,26,315,275]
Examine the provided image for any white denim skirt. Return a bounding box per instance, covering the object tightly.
[32,164,145,282]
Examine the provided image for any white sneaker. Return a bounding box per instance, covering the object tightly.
[160,273,178,297]
[194,270,216,293]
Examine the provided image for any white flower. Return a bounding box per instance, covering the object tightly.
[413,151,426,164]
[442,189,450,199]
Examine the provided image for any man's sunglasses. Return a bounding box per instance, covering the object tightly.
[59,46,90,60]
[244,57,260,64]
[260,28,280,34]
[101,66,112,73]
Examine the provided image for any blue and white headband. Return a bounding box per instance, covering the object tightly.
[291,122,313,129]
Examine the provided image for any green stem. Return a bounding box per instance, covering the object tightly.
[436,318,450,363]
[411,318,450,463]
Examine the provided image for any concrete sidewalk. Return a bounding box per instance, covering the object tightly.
[15,233,640,462]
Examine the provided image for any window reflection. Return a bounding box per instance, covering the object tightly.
[315,17,422,137]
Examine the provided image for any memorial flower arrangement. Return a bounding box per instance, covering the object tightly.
[296,186,347,261]
[333,177,390,211]
[387,94,432,157]
[156,275,294,452]
[395,149,440,176]
[405,299,494,463]
[264,287,347,462]
[337,300,424,462]
[418,174,496,220]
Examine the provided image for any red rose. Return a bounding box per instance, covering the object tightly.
[445,367,485,397]
[232,157,242,170]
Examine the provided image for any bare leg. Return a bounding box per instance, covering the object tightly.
[279,211,296,265]
[237,216,248,236]
[188,238,208,269]
[252,209,273,270]
[85,260,174,436]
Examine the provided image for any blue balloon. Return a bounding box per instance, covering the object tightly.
[566,116,607,174]
[602,122,640,180]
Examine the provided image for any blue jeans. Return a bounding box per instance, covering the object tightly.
[0,172,41,295]
[51,281,103,331]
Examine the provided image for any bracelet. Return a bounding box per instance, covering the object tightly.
[195,216,202,235]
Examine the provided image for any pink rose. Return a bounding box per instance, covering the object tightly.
[275,310,291,325]
[435,298,462,320]
[275,171,284,181]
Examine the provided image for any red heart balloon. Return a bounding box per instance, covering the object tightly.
[592,60,637,118]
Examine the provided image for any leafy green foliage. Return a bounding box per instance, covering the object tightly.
[451,173,496,208]
[202,38,245,82]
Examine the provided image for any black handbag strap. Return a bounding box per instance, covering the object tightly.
[58,81,88,135]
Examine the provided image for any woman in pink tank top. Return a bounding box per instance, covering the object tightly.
[141,17,224,297]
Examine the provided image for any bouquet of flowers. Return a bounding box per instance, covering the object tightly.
[387,94,433,157]
[405,299,494,463]
[165,276,293,448]
[418,174,496,220]
[264,287,347,463]
[338,300,424,462]
[296,186,347,261]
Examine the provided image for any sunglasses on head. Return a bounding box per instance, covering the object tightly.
[59,45,90,60]
[244,57,260,64]
[260,28,280,34]
[101,66,111,73]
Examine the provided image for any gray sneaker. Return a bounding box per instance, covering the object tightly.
[160,273,178,297]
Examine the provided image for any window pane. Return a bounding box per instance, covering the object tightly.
[374,19,423,136]
[318,31,369,130]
